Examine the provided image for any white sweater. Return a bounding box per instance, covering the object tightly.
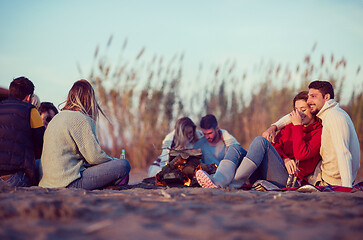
[274,99,360,187]
[39,110,115,188]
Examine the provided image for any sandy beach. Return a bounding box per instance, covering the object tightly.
[0,170,362,240]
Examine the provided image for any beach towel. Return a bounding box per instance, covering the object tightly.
[249,180,363,193]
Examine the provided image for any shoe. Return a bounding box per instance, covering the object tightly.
[228,157,257,188]
[196,170,218,188]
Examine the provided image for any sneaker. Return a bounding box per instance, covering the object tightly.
[196,170,218,188]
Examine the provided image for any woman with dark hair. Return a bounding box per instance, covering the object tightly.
[148,117,203,177]
[197,91,323,188]
[39,80,130,190]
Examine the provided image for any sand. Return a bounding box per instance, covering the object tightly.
[0,170,362,240]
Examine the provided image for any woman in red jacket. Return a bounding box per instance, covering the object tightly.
[197,91,322,188]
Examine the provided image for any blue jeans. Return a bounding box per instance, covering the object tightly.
[225,144,247,166]
[67,159,131,190]
[0,172,32,187]
[246,137,288,187]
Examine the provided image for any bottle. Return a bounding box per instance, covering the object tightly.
[120,149,126,159]
[286,174,294,188]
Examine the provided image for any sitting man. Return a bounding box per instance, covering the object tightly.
[39,102,58,129]
[263,80,360,187]
[195,114,247,188]
[0,77,45,186]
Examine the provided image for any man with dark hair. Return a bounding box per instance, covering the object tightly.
[263,80,360,187]
[200,114,218,129]
[8,77,35,100]
[195,114,247,188]
[39,102,59,128]
[0,77,45,186]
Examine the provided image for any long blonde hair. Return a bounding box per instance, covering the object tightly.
[173,117,197,150]
[62,80,106,121]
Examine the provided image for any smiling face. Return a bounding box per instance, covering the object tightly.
[307,88,329,115]
[295,99,314,126]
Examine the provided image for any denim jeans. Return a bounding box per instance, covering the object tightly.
[246,136,288,187]
[67,159,131,190]
[225,144,247,166]
[0,171,32,187]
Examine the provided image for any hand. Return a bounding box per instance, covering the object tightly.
[284,158,297,175]
[289,110,302,126]
[262,125,277,143]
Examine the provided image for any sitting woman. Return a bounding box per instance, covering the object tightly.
[197,91,322,188]
[148,117,203,177]
[39,80,131,190]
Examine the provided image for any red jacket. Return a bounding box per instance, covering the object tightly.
[273,121,322,181]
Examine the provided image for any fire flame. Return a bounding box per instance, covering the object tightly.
[184,178,191,186]
[177,160,186,171]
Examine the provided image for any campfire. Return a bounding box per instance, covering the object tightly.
[155,149,217,187]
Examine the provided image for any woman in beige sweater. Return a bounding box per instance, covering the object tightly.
[39,80,130,189]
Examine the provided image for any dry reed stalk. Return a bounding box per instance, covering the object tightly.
[81,38,362,172]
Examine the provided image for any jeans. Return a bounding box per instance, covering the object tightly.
[246,137,288,187]
[67,159,131,190]
[0,172,32,187]
[224,144,247,166]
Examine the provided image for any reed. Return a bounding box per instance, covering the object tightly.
[82,37,362,177]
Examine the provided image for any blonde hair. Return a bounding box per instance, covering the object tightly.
[173,117,197,150]
[62,80,106,121]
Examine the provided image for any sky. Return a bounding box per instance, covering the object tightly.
[0,0,362,106]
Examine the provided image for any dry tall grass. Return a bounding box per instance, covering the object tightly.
[81,37,363,176]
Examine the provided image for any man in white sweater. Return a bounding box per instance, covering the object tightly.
[263,80,360,187]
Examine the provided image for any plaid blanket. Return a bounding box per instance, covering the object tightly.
[244,181,363,192]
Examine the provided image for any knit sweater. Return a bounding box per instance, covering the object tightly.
[39,110,115,188]
[274,99,360,187]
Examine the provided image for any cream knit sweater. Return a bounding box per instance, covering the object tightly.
[39,110,115,188]
[274,99,360,187]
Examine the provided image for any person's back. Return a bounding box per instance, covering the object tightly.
[39,80,130,190]
[0,77,44,186]
[40,110,106,188]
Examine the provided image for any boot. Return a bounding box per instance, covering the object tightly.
[228,157,257,188]
[196,160,237,188]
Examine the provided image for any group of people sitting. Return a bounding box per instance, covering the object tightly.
[0,77,360,190]
[149,80,360,189]
[0,77,130,189]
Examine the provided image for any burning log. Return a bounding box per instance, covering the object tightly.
[155,149,217,187]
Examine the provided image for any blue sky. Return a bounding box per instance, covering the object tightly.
[0,0,362,106]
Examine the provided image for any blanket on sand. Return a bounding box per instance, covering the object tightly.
[248,180,363,193]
